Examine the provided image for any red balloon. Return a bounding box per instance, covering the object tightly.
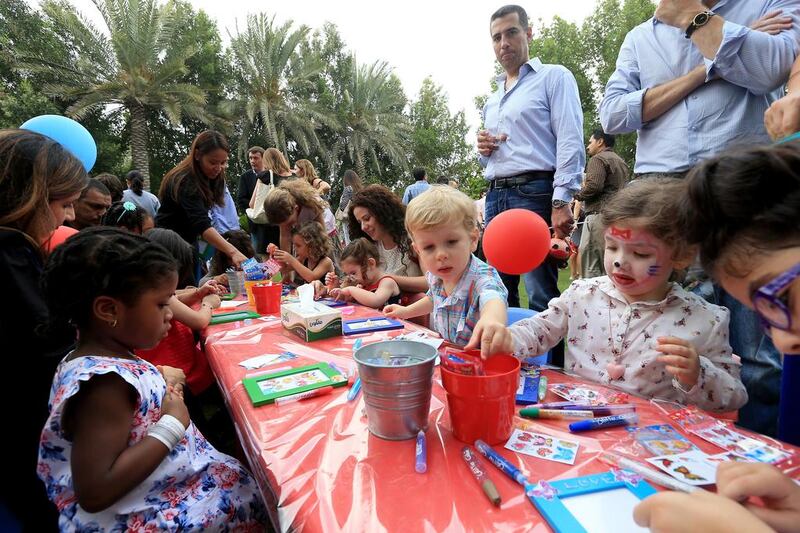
[483,209,550,274]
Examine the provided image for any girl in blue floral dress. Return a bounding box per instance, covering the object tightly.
[37,227,266,531]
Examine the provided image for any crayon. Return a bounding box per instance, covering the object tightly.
[274,386,334,406]
[415,431,427,474]
[519,407,594,420]
[461,446,502,507]
[569,412,639,432]
[474,439,528,486]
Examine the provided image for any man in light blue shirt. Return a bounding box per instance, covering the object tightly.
[476,5,585,327]
[600,0,800,176]
[600,0,800,437]
[402,167,430,204]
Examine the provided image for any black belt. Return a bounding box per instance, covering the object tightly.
[490,171,555,189]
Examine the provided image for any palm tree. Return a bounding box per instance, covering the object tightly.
[20,0,213,189]
[334,59,410,178]
[225,14,337,158]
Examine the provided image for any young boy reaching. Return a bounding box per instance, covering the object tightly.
[384,186,510,356]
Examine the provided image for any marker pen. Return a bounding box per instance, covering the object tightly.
[474,439,528,486]
[461,446,502,507]
[347,376,362,401]
[569,412,639,432]
[274,386,334,406]
[519,407,594,420]
[415,430,427,474]
[538,375,548,401]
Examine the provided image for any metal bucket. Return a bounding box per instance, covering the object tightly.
[353,340,438,440]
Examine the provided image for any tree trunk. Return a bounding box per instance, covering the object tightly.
[355,149,366,181]
[128,100,151,190]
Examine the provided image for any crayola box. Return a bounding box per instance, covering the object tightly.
[281,302,342,342]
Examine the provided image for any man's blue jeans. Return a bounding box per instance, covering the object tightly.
[485,180,559,313]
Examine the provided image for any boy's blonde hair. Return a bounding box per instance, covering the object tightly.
[405,185,477,236]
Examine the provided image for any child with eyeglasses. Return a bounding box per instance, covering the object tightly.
[634,144,800,533]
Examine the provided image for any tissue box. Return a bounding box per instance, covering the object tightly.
[281,302,342,342]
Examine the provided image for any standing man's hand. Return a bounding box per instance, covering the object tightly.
[551,204,574,239]
[655,0,707,29]
[477,129,498,157]
[765,92,800,141]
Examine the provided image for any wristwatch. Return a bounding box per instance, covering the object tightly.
[552,199,569,209]
[685,10,716,39]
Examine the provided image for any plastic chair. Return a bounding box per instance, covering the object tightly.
[506,307,550,365]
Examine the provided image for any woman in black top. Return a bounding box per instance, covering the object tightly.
[156,130,247,268]
[0,129,88,531]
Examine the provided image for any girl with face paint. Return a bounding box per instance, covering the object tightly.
[484,178,747,413]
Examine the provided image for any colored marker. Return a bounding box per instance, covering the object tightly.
[415,431,427,474]
[347,376,362,401]
[474,439,528,486]
[461,446,502,507]
[538,375,548,400]
[519,407,594,420]
[569,412,639,433]
[274,386,334,406]
[598,452,701,493]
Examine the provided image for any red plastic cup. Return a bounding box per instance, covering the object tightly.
[252,283,282,315]
[440,352,520,445]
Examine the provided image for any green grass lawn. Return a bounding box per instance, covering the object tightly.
[518,266,573,309]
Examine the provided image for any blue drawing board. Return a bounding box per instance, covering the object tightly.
[342,317,404,335]
[529,470,656,533]
[315,297,348,307]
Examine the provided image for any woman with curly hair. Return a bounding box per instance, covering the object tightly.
[347,184,426,293]
[295,158,331,198]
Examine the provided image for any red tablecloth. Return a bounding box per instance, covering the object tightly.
[204,302,799,532]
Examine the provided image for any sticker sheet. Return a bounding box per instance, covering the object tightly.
[690,426,792,464]
[628,424,700,456]
[550,383,629,405]
[646,450,755,486]
[505,428,579,465]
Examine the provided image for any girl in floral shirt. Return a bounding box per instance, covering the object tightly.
[489,178,747,412]
[37,228,265,531]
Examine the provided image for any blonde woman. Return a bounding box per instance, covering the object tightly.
[295,159,331,198]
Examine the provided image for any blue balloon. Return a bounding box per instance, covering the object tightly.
[20,114,97,172]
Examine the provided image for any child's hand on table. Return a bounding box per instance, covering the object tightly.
[633,489,773,533]
[465,319,514,360]
[162,384,190,428]
[198,279,224,297]
[202,294,221,310]
[715,462,800,532]
[383,304,408,319]
[656,336,700,389]
[329,287,354,301]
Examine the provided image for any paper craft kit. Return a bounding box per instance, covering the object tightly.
[242,363,348,406]
[550,383,629,405]
[281,301,342,342]
[505,428,579,465]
